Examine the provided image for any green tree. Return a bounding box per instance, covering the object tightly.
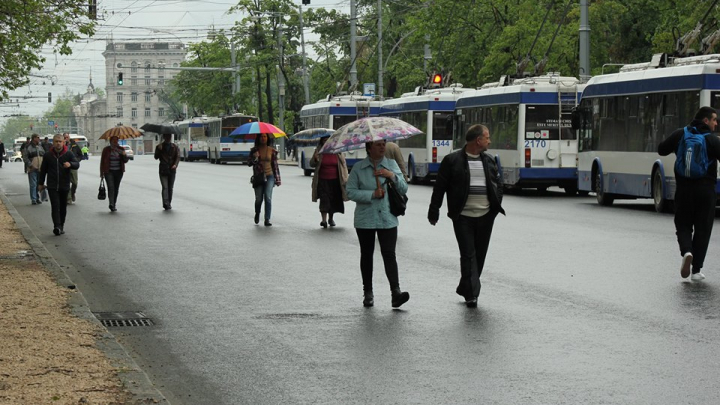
[0,0,96,100]
[0,115,35,144]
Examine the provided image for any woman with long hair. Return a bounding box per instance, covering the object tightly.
[247,133,281,226]
[310,136,348,228]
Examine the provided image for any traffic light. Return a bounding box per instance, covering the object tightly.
[47,92,52,102]
[89,0,97,19]
[302,0,310,4]
[117,73,124,85]
[430,73,443,88]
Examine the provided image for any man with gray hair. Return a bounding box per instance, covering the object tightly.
[428,124,505,307]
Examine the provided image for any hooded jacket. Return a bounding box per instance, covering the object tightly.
[38,145,80,191]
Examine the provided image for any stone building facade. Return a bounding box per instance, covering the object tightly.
[75,41,187,154]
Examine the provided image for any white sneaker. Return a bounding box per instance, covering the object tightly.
[681,252,693,279]
[691,272,706,281]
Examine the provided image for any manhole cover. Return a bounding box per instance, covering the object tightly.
[93,312,154,327]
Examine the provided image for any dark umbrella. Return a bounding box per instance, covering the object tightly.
[141,123,181,136]
[288,128,335,144]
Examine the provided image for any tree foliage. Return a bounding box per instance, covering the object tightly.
[172,0,717,126]
[0,0,96,100]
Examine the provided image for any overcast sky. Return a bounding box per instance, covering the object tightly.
[1,0,350,127]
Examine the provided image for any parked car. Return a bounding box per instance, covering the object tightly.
[10,151,23,162]
[121,145,134,160]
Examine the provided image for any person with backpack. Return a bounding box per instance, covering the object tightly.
[658,106,720,281]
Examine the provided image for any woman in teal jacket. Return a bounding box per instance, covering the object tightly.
[346,140,410,308]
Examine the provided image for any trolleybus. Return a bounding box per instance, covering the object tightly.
[298,93,381,175]
[454,74,584,193]
[176,116,221,162]
[574,53,720,211]
[380,85,472,183]
[208,113,258,164]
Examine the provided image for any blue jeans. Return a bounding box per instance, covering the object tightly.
[28,171,38,202]
[254,175,275,221]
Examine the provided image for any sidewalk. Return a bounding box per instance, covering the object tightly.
[0,195,165,404]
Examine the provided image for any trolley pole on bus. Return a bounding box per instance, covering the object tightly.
[579,0,591,82]
[377,0,383,100]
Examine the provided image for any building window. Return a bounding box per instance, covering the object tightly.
[145,92,152,102]
[158,108,165,117]
[131,108,137,118]
[116,107,123,117]
[131,76,137,86]
[132,123,138,128]
[145,108,151,117]
[131,92,138,102]
[145,76,151,85]
[158,76,164,86]
[116,92,123,102]
[145,63,151,73]
[131,62,138,73]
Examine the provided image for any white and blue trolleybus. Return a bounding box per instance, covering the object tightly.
[298,93,381,175]
[454,74,584,193]
[207,113,258,164]
[574,53,720,211]
[176,116,221,162]
[379,85,472,183]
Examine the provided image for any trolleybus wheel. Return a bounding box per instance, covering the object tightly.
[595,171,614,206]
[408,161,420,184]
[653,170,672,213]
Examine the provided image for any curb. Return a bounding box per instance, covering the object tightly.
[0,192,169,404]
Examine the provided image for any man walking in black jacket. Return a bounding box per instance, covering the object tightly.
[428,124,505,307]
[658,106,720,280]
[38,134,80,235]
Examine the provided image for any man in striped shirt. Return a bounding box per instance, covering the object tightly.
[428,124,505,307]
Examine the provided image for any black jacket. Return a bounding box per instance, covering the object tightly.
[658,120,720,185]
[68,140,83,159]
[38,146,80,191]
[428,146,505,222]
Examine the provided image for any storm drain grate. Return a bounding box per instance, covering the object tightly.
[93,312,154,327]
[254,313,322,320]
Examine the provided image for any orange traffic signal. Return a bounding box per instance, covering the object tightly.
[432,74,442,84]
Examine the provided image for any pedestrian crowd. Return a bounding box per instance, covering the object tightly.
[8,107,720,309]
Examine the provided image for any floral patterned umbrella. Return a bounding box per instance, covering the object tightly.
[318,117,423,154]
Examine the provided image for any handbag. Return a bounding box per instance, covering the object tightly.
[98,178,106,200]
[385,179,408,216]
[250,174,266,188]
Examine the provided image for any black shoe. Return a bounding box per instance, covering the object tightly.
[391,291,410,308]
[31,201,37,205]
[254,212,260,224]
[465,298,477,308]
[320,221,327,228]
[36,200,42,205]
[109,205,117,212]
[264,220,272,227]
[59,226,65,235]
[363,292,374,307]
[329,219,336,227]
[53,227,60,236]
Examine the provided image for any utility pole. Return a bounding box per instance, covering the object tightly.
[277,18,285,134]
[377,0,383,100]
[579,0,591,82]
[349,0,358,90]
[299,4,310,104]
[231,42,238,111]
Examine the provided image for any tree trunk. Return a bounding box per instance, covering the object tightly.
[265,64,274,124]
[255,66,264,122]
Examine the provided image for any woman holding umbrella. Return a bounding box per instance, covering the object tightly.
[100,135,129,212]
[247,133,282,226]
[346,140,409,308]
[310,135,348,228]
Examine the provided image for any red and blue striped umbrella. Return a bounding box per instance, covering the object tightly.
[229,121,286,138]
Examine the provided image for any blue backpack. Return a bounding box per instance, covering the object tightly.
[675,126,710,179]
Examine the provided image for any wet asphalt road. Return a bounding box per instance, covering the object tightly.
[2,156,720,404]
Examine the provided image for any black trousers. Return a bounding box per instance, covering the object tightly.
[452,213,496,300]
[356,227,399,293]
[47,189,69,228]
[160,172,176,206]
[105,170,123,207]
[674,182,716,270]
